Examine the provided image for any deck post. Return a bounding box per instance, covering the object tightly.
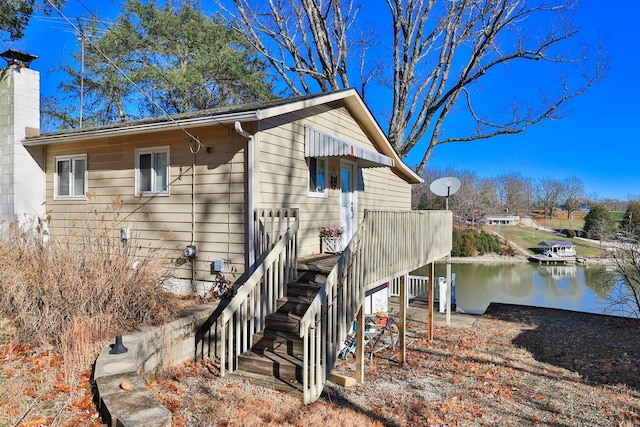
[399,273,407,364]
[427,262,434,342]
[355,305,364,383]
[446,254,452,326]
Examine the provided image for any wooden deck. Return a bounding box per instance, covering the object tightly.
[529,255,579,265]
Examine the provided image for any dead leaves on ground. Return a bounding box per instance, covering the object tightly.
[1,340,100,426]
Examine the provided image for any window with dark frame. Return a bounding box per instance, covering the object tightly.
[308,157,326,195]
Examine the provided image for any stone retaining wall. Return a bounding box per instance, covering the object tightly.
[93,302,220,427]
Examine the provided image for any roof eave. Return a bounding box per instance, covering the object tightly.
[24,111,259,146]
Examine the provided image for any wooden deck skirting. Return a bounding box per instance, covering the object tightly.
[299,210,452,404]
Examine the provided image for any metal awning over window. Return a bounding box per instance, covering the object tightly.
[305,127,394,168]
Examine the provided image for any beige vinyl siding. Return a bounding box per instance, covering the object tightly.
[39,96,413,283]
[44,126,249,282]
[256,104,412,257]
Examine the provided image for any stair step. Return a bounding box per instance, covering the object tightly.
[287,282,321,298]
[265,312,301,334]
[296,270,328,285]
[252,330,304,358]
[227,370,303,394]
[237,350,304,383]
[277,296,313,316]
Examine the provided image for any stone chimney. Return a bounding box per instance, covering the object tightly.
[0,49,45,228]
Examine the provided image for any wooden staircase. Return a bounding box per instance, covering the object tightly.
[229,268,328,392]
[202,209,453,404]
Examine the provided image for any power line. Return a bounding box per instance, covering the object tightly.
[44,0,204,150]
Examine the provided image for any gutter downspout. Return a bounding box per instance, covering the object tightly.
[234,121,256,269]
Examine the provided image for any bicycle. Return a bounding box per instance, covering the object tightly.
[338,313,399,360]
[365,314,399,359]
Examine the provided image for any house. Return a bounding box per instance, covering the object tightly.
[3,51,453,404]
[484,213,520,226]
[538,240,576,258]
[23,92,423,293]
[4,50,420,291]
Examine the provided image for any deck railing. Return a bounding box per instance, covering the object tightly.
[298,210,452,403]
[390,275,430,299]
[217,208,299,376]
[390,274,455,302]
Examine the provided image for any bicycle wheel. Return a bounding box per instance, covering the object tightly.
[370,317,400,355]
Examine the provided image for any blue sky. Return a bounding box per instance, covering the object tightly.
[413,2,640,201]
[4,0,639,200]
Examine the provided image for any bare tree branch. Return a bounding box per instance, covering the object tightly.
[220,0,608,174]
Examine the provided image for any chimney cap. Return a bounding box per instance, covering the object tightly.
[1,49,38,68]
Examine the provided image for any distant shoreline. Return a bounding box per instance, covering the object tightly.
[446,254,527,263]
[446,254,613,265]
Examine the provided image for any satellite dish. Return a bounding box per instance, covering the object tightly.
[429,177,461,210]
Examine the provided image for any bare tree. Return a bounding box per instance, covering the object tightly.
[451,171,497,226]
[608,242,640,318]
[562,176,585,220]
[221,0,608,174]
[497,173,529,215]
[535,178,564,218]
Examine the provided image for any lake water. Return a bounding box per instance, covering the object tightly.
[412,262,629,317]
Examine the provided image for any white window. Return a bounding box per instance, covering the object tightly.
[135,146,170,196]
[308,157,326,196]
[54,154,87,200]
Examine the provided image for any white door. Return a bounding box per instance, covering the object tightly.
[340,161,357,245]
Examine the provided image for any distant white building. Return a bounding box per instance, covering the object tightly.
[484,213,520,226]
[538,241,576,258]
[0,49,45,228]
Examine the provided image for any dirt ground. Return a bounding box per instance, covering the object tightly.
[148,303,640,426]
[2,303,639,426]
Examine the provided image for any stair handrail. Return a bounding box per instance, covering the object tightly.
[218,208,299,377]
[298,210,452,404]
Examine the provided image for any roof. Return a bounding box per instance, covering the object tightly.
[485,213,519,218]
[538,241,576,247]
[24,89,421,184]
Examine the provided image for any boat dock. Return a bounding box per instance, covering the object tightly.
[530,255,575,265]
[529,255,587,265]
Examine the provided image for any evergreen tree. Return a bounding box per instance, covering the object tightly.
[583,205,616,241]
[1,0,65,40]
[620,201,640,239]
[43,0,274,129]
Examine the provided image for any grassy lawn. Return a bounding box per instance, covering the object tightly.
[496,225,606,257]
[536,217,585,231]
[612,211,626,222]
[535,210,626,232]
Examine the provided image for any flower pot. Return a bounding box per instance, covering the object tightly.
[321,236,343,254]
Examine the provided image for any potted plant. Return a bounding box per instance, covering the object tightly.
[320,225,344,253]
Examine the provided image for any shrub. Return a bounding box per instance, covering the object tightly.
[565,229,576,238]
[452,228,506,257]
[0,199,180,380]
